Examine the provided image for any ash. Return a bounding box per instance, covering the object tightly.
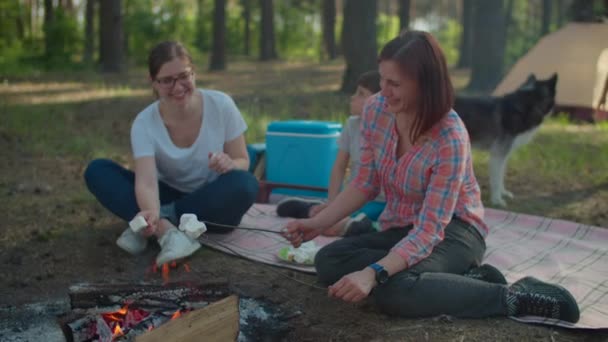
[0,300,69,342]
[238,298,290,342]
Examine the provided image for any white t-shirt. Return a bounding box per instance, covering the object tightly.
[338,115,385,202]
[130,89,247,193]
[338,116,363,185]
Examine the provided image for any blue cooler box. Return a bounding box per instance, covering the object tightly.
[266,120,342,197]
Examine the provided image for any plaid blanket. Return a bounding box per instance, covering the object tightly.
[199,204,608,329]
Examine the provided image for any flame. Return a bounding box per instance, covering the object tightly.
[103,305,128,322]
[117,305,128,315]
[113,323,123,337]
[170,310,182,320]
[162,263,170,284]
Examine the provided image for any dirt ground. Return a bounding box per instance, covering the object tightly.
[1,61,608,341]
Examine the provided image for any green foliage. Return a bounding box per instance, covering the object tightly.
[124,0,197,65]
[504,1,543,72]
[44,8,81,68]
[275,1,322,59]
[433,19,461,67]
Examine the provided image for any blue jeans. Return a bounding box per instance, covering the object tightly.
[84,159,259,233]
[315,217,509,318]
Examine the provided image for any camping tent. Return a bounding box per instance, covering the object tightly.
[493,23,608,121]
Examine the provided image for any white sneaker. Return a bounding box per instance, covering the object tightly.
[116,228,148,255]
[156,228,201,266]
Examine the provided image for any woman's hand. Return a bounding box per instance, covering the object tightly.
[209,152,236,174]
[136,210,159,237]
[309,203,328,217]
[328,267,376,302]
[282,218,322,248]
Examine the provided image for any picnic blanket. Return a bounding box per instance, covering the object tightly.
[199,203,608,329]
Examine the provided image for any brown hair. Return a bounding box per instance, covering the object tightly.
[148,41,193,79]
[357,70,381,94]
[378,30,454,143]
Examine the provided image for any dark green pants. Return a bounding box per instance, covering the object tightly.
[314,218,510,318]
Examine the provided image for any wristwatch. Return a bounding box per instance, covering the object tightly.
[369,263,389,285]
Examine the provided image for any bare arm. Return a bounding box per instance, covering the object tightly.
[310,183,368,230]
[210,134,250,173]
[133,156,161,233]
[327,150,350,201]
[134,157,160,212]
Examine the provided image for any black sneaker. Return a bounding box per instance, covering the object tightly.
[344,213,376,237]
[464,264,507,285]
[509,276,580,323]
[276,197,324,218]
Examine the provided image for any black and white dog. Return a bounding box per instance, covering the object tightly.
[454,73,558,207]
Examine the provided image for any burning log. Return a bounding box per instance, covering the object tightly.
[68,281,229,311]
[59,281,233,342]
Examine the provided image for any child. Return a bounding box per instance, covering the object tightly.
[277,71,385,237]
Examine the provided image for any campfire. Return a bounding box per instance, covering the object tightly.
[58,281,236,342]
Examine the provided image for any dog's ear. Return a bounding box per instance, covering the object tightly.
[520,74,537,90]
[548,73,558,89]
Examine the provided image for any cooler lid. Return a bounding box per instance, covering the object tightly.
[267,120,342,135]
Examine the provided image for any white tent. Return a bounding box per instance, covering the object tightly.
[493,23,608,120]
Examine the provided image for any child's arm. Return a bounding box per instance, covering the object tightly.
[328,150,350,202]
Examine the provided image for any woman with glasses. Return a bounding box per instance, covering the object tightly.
[84,41,258,266]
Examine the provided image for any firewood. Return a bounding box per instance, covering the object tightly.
[68,281,230,310]
[135,295,239,342]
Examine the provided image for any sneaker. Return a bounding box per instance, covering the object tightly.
[343,213,375,237]
[464,264,507,285]
[156,228,201,266]
[276,197,324,218]
[116,228,148,255]
[508,276,580,323]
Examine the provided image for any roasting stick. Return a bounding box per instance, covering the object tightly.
[200,220,285,235]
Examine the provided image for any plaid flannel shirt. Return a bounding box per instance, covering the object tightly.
[351,94,489,267]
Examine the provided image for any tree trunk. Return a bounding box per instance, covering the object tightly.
[340,0,377,93]
[398,0,411,31]
[541,0,552,35]
[43,0,54,58]
[467,0,506,92]
[84,0,95,64]
[209,0,227,70]
[16,1,25,40]
[196,0,206,52]
[569,0,595,22]
[321,0,337,60]
[457,0,473,68]
[99,0,123,72]
[259,0,277,60]
[241,0,252,55]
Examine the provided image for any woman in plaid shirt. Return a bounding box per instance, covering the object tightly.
[283,31,580,323]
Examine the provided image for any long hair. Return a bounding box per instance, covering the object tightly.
[378,31,454,143]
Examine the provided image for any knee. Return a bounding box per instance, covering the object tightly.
[84,159,114,187]
[373,274,419,317]
[224,170,259,204]
[314,246,341,286]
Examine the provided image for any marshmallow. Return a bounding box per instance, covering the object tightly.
[129,216,148,233]
[287,241,320,264]
[178,214,207,239]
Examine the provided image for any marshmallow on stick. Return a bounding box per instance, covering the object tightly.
[179,214,207,239]
[129,215,148,233]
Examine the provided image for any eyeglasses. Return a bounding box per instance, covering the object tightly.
[154,70,194,89]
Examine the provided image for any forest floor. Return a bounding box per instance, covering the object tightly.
[1,59,607,341]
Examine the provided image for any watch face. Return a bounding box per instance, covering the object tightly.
[377,270,389,284]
